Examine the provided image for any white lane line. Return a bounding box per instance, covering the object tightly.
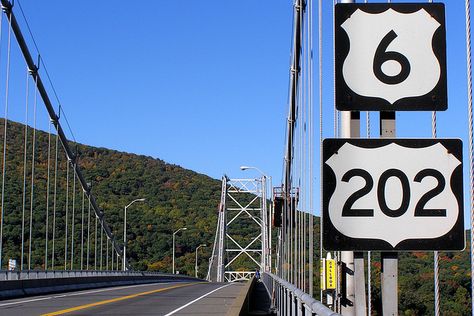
[0,281,179,307]
[163,283,234,316]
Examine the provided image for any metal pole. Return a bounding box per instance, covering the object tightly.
[195,247,198,278]
[380,111,398,316]
[195,244,206,278]
[368,251,372,315]
[172,227,187,274]
[337,1,365,314]
[339,110,359,316]
[123,198,145,271]
[172,232,175,274]
[124,205,127,271]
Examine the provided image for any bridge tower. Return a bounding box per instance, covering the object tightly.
[207,176,270,282]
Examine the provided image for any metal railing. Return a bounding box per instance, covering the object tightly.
[262,272,341,316]
[0,269,195,281]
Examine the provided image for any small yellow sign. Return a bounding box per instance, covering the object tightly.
[326,259,336,290]
[320,259,326,291]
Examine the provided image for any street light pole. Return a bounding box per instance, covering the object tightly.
[123,198,146,271]
[195,244,207,278]
[173,227,187,274]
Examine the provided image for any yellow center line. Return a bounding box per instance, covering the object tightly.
[41,282,203,316]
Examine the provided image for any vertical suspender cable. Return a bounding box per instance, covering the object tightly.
[111,240,113,270]
[298,23,304,288]
[464,0,474,314]
[51,132,58,269]
[100,222,103,270]
[302,10,307,288]
[45,113,52,270]
[70,165,76,269]
[0,7,11,270]
[64,160,69,270]
[333,0,338,139]
[304,10,309,288]
[27,73,38,270]
[21,68,29,270]
[87,195,90,270]
[367,90,372,316]
[112,240,114,270]
[319,0,324,301]
[429,0,441,310]
[0,6,3,270]
[81,189,84,270]
[95,214,97,270]
[308,0,314,297]
[365,9,371,306]
[106,236,109,270]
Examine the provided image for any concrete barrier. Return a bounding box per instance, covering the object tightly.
[0,273,202,300]
[226,277,257,316]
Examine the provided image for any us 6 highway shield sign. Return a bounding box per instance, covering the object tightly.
[335,3,447,111]
[322,139,464,251]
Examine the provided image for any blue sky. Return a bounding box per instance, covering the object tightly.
[13,1,292,184]
[7,1,473,224]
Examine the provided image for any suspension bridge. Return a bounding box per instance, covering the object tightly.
[0,0,473,315]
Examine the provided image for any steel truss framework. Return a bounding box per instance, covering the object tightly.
[207,176,270,282]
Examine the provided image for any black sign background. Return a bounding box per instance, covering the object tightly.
[335,3,447,111]
[323,138,464,251]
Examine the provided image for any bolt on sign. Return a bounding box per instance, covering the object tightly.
[322,139,464,251]
[335,3,447,111]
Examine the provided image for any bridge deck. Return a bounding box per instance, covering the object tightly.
[0,281,245,315]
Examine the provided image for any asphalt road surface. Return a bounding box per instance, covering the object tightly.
[0,281,245,315]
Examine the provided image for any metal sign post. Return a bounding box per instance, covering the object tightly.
[340,111,359,315]
[380,111,397,316]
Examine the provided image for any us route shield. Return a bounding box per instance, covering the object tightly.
[335,3,447,111]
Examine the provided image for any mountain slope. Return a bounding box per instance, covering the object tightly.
[0,119,221,275]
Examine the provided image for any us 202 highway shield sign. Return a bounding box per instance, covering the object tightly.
[322,138,464,251]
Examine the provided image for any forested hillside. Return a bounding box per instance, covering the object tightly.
[0,119,471,314]
[0,119,221,277]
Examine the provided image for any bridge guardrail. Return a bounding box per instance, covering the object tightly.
[0,270,202,300]
[262,272,341,316]
[0,270,175,281]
